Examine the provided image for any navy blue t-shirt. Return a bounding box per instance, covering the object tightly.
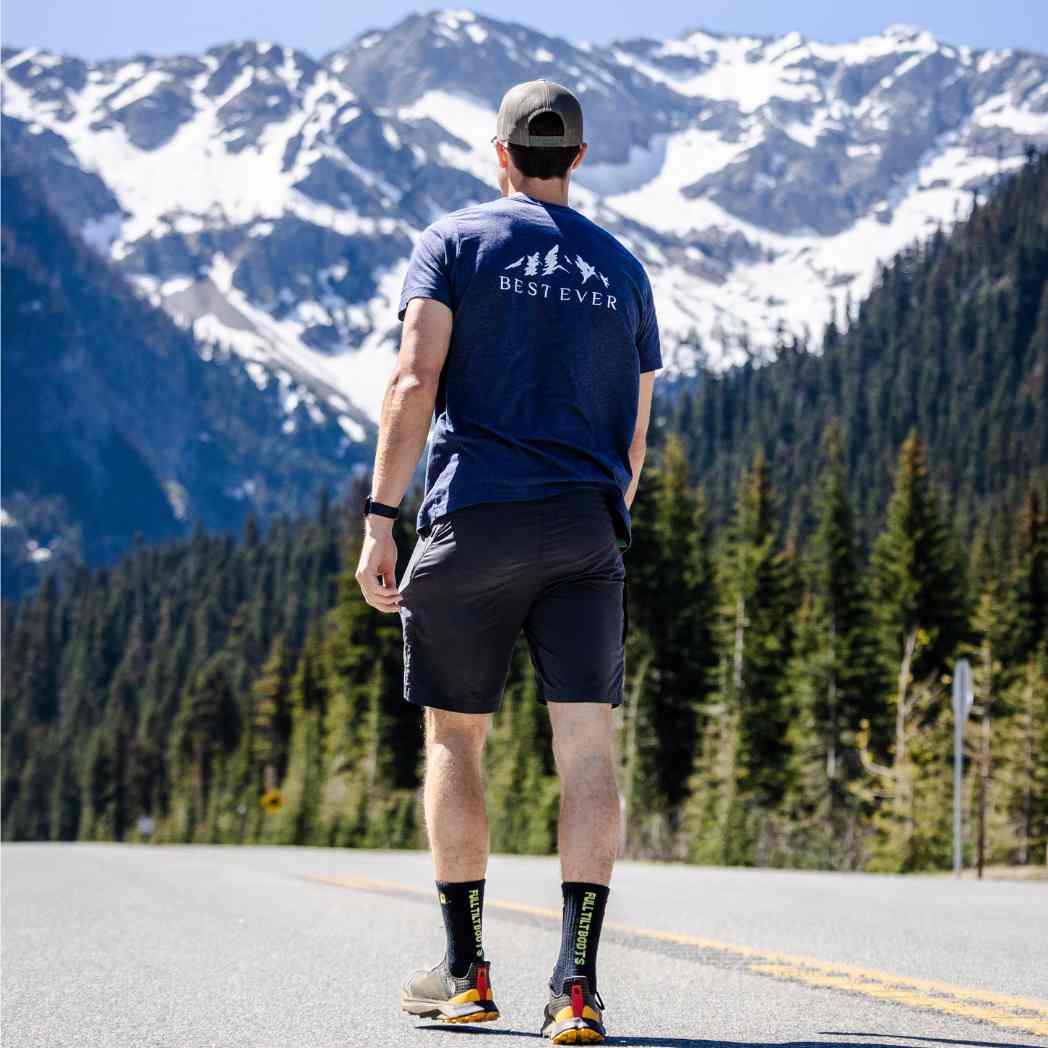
[397,191,662,551]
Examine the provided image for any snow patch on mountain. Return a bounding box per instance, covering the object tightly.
[619,32,821,112]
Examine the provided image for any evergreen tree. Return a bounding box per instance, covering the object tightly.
[168,652,242,840]
[870,432,968,687]
[999,652,1048,865]
[684,453,796,864]
[681,691,744,865]
[1002,487,1048,665]
[275,629,328,845]
[251,634,293,795]
[780,427,879,867]
[861,434,969,870]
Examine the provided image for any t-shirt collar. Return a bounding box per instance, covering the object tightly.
[510,191,574,212]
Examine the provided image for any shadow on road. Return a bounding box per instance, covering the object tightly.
[821,1036,1039,1048]
[417,1024,539,1037]
[611,1042,1042,1048]
[417,1030,1041,1048]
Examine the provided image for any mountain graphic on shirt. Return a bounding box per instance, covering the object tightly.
[503,242,610,288]
[574,255,598,284]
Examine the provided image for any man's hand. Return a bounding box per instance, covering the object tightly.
[355,518,402,612]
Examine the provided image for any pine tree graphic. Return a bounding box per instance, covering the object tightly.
[541,244,570,276]
[504,244,607,284]
[575,255,598,284]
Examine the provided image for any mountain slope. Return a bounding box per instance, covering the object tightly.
[671,149,1048,541]
[1,167,373,598]
[2,10,1046,420]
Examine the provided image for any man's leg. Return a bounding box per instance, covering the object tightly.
[538,701,618,1043]
[424,708,491,975]
[398,500,535,1024]
[402,707,499,1024]
[547,701,618,993]
[548,702,619,884]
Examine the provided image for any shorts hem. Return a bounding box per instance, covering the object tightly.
[542,693,623,707]
[405,689,501,715]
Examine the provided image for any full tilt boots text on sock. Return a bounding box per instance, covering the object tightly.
[550,881,609,993]
[436,879,486,978]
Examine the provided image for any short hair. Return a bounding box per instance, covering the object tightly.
[506,111,581,180]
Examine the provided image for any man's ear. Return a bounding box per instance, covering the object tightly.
[571,142,588,170]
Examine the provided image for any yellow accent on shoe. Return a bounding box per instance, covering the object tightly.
[448,988,481,1004]
[553,1005,601,1022]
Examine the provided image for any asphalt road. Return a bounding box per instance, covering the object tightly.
[2,844,1046,1048]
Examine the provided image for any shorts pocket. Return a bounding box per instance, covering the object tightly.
[427,516,454,544]
[399,529,437,591]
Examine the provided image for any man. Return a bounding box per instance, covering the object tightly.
[355,78,661,1045]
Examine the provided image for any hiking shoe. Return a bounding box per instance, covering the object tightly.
[400,957,499,1024]
[540,975,606,1044]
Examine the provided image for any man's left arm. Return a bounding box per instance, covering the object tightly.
[355,297,452,612]
[624,371,656,510]
[625,268,662,510]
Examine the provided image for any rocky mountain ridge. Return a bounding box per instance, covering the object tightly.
[3,9,1046,425]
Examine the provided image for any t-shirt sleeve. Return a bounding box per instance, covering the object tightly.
[636,270,662,373]
[397,218,457,321]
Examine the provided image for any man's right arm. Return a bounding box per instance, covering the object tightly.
[624,370,655,510]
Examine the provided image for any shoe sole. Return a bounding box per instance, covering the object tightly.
[544,1018,606,1044]
[401,996,500,1024]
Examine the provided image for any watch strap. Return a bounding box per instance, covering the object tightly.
[364,495,400,519]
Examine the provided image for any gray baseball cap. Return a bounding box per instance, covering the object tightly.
[495,79,584,147]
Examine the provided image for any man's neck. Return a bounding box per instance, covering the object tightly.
[506,176,571,207]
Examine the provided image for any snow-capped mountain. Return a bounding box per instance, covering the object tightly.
[3,10,1046,425]
[2,164,374,598]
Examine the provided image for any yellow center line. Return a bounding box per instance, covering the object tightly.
[303,873,1048,1037]
[751,965,1048,1037]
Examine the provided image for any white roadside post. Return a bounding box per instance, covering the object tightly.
[952,658,975,877]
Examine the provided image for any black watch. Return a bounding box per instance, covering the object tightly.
[363,494,400,520]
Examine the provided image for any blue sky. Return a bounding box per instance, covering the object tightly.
[3,0,1046,59]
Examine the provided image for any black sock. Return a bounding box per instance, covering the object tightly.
[436,879,485,977]
[550,881,609,994]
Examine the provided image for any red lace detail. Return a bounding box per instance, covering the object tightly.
[571,982,585,1018]
[476,964,489,1000]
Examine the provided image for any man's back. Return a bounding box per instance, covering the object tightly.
[398,191,662,549]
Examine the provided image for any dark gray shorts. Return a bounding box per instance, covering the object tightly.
[398,486,626,715]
